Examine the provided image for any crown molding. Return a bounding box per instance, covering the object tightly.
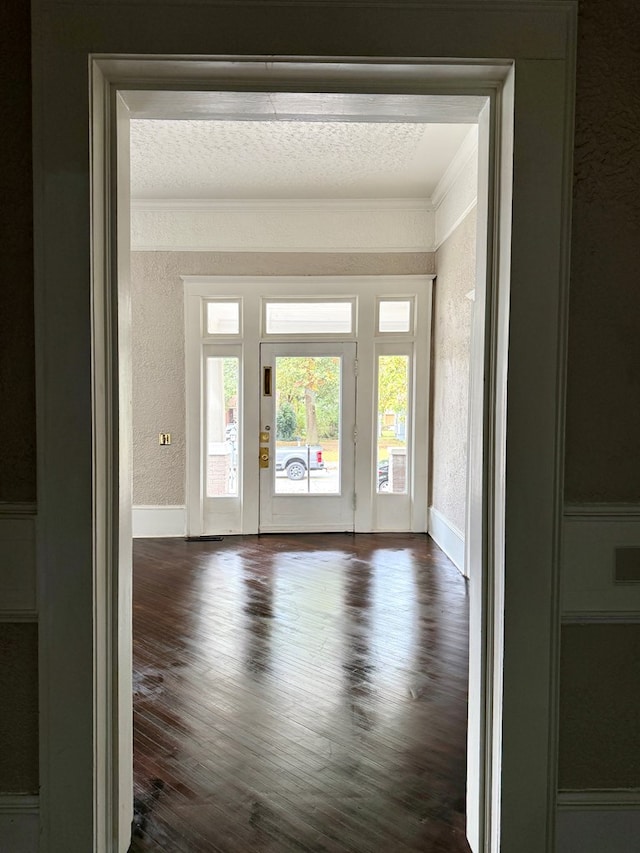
[433,197,477,251]
[131,197,436,251]
[133,244,435,253]
[131,197,434,213]
[431,125,478,210]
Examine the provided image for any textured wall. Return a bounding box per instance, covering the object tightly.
[0,0,36,502]
[0,624,38,792]
[430,209,476,533]
[565,0,640,501]
[132,251,434,505]
[559,624,640,789]
[132,252,186,506]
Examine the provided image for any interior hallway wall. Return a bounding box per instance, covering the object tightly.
[131,251,435,506]
[0,0,639,829]
[429,208,476,540]
[565,0,640,502]
[557,0,640,809]
[0,0,38,799]
[0,0,36,504]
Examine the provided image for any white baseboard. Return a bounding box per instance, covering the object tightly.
[427,506,465,574]
[0,795,39,852]
[258,523,355,534]
[556,792,640,853]
[132,505,186,538]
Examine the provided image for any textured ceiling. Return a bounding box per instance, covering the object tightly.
[130,120,473,200]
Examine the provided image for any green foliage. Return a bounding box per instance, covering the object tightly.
[222,357,238,407]
[275,356,341,443]
[276,402,298,440]
[377,355,408,416]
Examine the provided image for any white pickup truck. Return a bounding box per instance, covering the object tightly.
[275,445,324,480]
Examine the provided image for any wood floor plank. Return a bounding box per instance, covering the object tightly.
[130,533,471,852]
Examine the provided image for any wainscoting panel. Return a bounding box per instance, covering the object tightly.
[556,800,640,853]
[558,624,640,790]
[0,796,39,853]
[0,505,37,620]
[559,504,640,845]
[562,504,640,618]
[427,506,465,574]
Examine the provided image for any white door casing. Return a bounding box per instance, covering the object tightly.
[30,15,576,851]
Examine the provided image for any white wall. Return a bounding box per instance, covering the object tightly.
[428,207,477,571]
[131,198,435,252]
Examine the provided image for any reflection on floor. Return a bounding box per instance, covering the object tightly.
[130,533,471,852]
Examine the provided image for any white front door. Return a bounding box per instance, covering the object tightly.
[259,341,357,532]
[185,276,432,536]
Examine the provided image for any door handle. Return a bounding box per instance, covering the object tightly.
[263,366,272,396]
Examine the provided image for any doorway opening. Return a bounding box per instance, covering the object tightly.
[92,57,513,853]
[180,277,433,535]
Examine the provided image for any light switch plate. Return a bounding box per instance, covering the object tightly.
[159,433,171,445]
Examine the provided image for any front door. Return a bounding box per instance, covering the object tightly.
[259,342,357,532]
[185,277,432,536]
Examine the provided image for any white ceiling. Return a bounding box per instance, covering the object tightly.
[130,120,474,201]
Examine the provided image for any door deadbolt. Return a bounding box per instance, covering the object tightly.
[259,447,270,468]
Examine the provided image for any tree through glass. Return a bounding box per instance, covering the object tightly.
[274,355,342,495]
[376,355,409,494]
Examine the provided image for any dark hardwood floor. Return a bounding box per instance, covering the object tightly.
[129,533,471,853]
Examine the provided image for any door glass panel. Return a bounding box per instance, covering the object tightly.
[205,356,239,497]
[376,355,409,494]
[274,355,341,495]
[265,302,352,335]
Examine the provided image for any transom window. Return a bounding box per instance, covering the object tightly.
[205,300,241,336]
[377,298,414,334]
[263,299,354,336]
